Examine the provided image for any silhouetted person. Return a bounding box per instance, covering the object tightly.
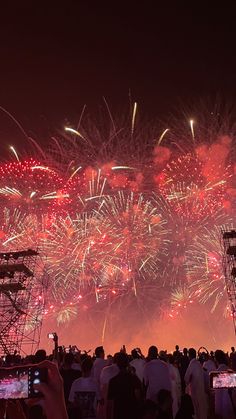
[144,346,171,402]
[141,399,157,419]
[230,346,236,371]
[60,352,81,404]
[168,354,181,417]
[93,346,107,388]
[34,349,47,363]
[69,356,101,419]
[175,394,194,419]
[202,352,215,393]
[156,389,173,419]
[130,348,145,382]
[107,352,142,419]
[173,345,182,365]
[184,348,207,419]
[180,348,189,392]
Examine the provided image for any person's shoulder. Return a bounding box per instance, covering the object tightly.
[156,358,168,366]
[70,376,83,388]
[102,364,114,372]
[145,359,161,368]
[87,376,100,388]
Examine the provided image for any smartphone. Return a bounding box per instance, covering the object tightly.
[48,333,55,339]
[0,366,47,399]
[210,370,236,389]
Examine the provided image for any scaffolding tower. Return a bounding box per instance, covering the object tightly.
[0,249,47,355]
[222,229,236,334]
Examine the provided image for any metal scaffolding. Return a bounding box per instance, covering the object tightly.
[222,229,236,334]
[0,249,47,355]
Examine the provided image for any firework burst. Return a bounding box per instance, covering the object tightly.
[0,107,235,336]
[157,153,231,219]
[0,159,64,215]
[96,191,169,294]
[186,224,233,312]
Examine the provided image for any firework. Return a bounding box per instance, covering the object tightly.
[156,153,231,219]
[0,159,64,215]
[0,208,51,253]
[185,224,233,312]
[42,212,115,301]
[52,303,78,325]
[96,191,169,294]
[0,108,235,338]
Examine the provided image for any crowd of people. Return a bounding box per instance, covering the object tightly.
[0,344,236,419]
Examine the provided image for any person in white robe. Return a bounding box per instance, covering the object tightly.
[168,354,181,418]
[184,348,207,419]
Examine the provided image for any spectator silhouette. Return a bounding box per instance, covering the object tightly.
[167,354,181,417]
[184,348,207,419]
[93,346,107,388]
[175,394,194,419]
[230,346,236,371]
[69,357,101,419]
[130,348,145,382]
[156,389,173,419]
[179,348,189,392]
[107,352,142,419]
[143,346,171,402]
[34,349,47,364]
[173,345,181,366]
[60,352,81,405]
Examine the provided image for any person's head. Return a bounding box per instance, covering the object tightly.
[5,354,14,366]
[175,345,179,351]
[183,347,188,356]
[131,349,140,359]
[81,356,93,377]
[198,351,207,364]
[157,389,172,413]
[179,394,194,416]
[148,345,158,360]
[203,352,209,361]
[106,354,113,365]
[63,352,74,368]
[188,348,196,360]
[159,350,167,362]
[168,354,174,365]
[113,352,121,364]
[215,350,227,366]
[231,346,235,352]
[95,346,105,359]
[141,400,157,419]
[116,352,129,370]
[35,349,47,363]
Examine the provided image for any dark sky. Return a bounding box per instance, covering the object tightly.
[1,1,236,144]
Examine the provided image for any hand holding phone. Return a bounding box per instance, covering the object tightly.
[33,360,68,419]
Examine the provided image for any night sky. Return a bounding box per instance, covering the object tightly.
[1,2,236,146]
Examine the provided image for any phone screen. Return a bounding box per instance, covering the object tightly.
[0,367,47,399]
[211,371,236,389]
[0,368,29,399]
[48,333,54,339]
